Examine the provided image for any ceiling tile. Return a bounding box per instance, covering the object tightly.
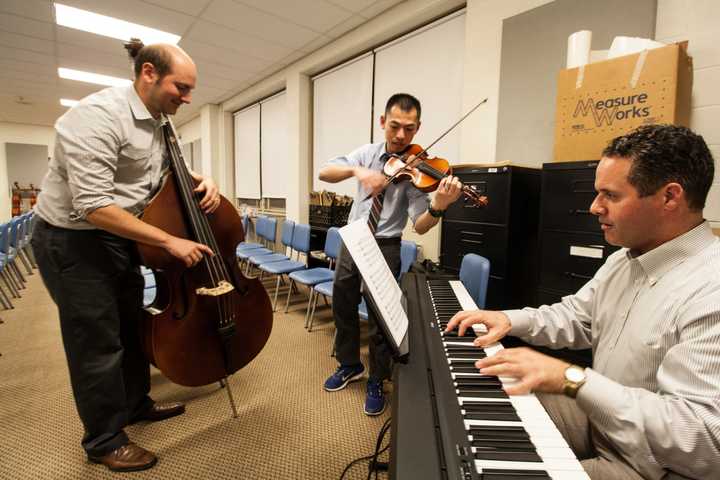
[0,45,55,66]
[325,0,377,14]
[183,21,292,64]
[237,0,353,34]
[56,26,129,55]
[202,0,319,49]
[193,58,258,82]
[0,68,57,86]
[0,0,55,23]
[0,58,56,76]
[59,0,194,37]
[57,45,134,78]
[323,14,367,39]
[298,35,332,54]
[0,31,54,55]
[359,0,403,19]
[140,0,214,17]
[0,13,55,40]
[181,39,271,75]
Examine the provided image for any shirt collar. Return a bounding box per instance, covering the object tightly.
[628,221,715,284]
[127,85,167,129]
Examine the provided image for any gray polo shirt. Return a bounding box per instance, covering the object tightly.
[36,85,168,230]
[325,142,428,238]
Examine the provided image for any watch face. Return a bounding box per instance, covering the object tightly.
[566,367,585,382]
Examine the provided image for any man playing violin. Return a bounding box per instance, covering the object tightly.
[319,93,463,415]
[32,41,219,472]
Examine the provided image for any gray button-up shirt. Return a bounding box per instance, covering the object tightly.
[36,85,168,230]
[505,221,720,479]
[325,142,428,238]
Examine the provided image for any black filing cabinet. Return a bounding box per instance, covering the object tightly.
[537,161,620,304]
[440,165,540,310]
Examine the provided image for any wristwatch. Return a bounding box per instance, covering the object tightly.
[428,206,445,218]
[563,365,587,398]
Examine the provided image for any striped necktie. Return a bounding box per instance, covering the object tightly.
[367,153,390,235]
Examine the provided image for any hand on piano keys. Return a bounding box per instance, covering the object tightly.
[444,308,513,346]
[430,280,590,479]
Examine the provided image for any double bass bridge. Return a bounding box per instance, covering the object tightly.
[196,280,235,297]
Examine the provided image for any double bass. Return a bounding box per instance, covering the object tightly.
[138,120,272,414]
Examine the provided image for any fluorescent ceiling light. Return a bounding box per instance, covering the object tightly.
[54,3,181,45]
[58,67,132,87]
[60,98,78,107]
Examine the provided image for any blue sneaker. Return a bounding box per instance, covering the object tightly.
[364,378,385,416]
[323,364,365,392]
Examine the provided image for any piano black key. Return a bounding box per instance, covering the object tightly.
[440,335,476,342]
[468,426,530,440]
[447,352,485,359]
[474,451,543,462]
[450,359,479,366]
[470,439,535,450]
[450,366,481,374]
[463,412,521,422]
[479,468,551,480]
[458,388,508,398]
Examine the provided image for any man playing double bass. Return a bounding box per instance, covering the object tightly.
[32,41,218,472]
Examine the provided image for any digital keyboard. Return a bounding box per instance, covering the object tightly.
[391,273,589,480]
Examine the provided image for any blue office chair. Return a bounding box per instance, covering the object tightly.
[459,253,490,309]
[237,216,277,267]
[140,266,157,308]
[258,223,311,311]
[248,219,295,272]
[283,227,341,329]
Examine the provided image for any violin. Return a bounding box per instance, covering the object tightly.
[383,144,489,207]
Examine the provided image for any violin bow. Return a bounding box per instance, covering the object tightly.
[369,98,489,197]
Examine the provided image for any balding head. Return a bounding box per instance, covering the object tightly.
[125,40,197,118]
[128,43,194,79]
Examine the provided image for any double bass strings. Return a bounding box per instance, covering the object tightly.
[163,122,235,328]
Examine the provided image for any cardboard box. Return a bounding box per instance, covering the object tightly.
[553,42,693,162]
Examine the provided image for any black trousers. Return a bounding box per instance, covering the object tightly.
[332,239,401,381]
[31,218,152,457]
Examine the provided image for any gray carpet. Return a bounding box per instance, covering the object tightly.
[0,272,390,480]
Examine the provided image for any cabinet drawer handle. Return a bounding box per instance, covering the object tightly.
[460,231,484,237]
[461,239,484,245]
[564,271,592,280]
[568,209,592,216]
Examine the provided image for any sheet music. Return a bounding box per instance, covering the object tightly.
[338,220,409,348]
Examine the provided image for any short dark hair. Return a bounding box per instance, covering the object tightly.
[124,38,174,79]
[602,124,714,211]
[385,93,421,120]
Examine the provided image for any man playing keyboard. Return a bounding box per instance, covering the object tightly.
[446,124,719,480]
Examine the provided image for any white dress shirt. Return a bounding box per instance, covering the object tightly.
[505,221,720,479]
[36,85,168,230]
[325,142,428,238]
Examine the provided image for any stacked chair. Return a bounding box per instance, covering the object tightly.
[256,223,311,311]
[246,219,296,275]
[236,216,277,272]
[0,212,37,310]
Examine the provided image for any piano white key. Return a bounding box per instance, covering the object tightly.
[471,446,575,460]
[449,280,477,310]
[474,457,586,472]
[432,280,587,478]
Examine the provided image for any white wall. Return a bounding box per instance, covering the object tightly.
[177,115,201,143]
[655,0,720,228]
[6,143,49,189]
[0,122,56,221]
[178,0,720,258]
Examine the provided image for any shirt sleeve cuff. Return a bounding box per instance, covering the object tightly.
[504,309,533,337]
[70,197,114,221]
[575,368,621,420]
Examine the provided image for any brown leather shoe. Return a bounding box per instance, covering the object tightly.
[132,401,186,423]
[89,443,157,472]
